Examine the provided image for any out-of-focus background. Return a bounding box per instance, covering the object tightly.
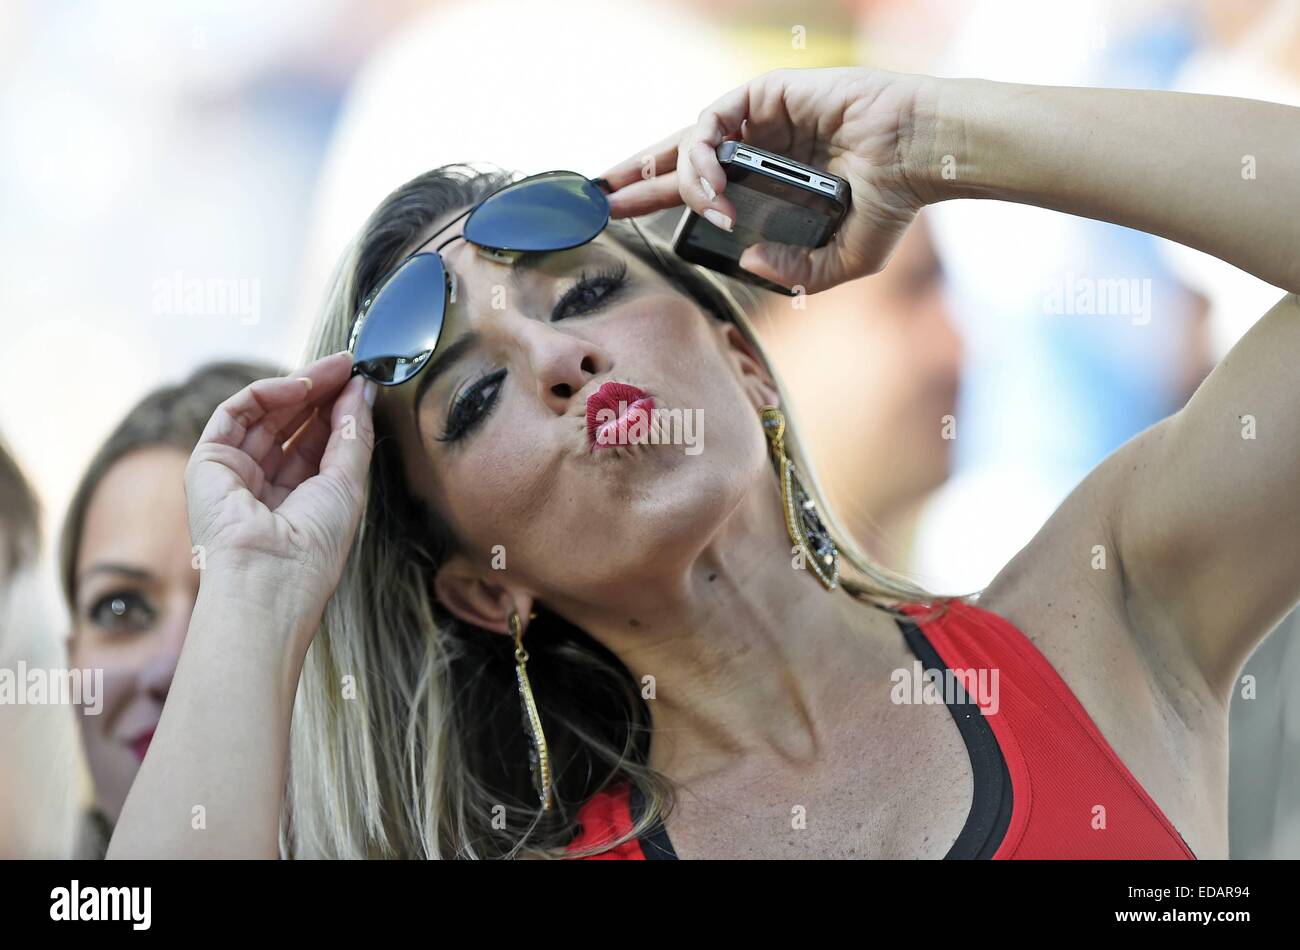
[1,0,1297,857]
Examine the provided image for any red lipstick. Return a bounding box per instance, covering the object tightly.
[586,381,654,451]
[131,727,155,762]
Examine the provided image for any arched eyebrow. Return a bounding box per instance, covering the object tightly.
[413,330,482,417]
[407,253,549,417]
[497,246,621,299]
[79,563,151,586]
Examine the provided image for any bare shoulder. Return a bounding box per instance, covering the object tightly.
[975,437,1230,855]
[978,422,1222,728]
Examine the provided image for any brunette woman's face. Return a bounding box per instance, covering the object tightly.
[67,447,197,821]
[380,217,779,626]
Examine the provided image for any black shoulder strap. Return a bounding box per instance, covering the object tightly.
[893,614,1014,859]
[625,614,1013,860]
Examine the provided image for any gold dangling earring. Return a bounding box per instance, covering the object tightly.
[510,609,553,812]
[760,406,840,591]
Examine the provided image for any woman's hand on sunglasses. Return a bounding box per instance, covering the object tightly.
[185,351,376,634]
[597,66,941,296]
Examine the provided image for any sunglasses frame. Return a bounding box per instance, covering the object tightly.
[348,170,672,387]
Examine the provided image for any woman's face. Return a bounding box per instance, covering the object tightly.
[67,446,197,821]
[378,217,779,627]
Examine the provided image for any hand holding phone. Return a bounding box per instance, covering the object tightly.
[595,67,933,295]
[670,142,849,296]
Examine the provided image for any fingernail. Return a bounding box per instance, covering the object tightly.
[699,176,716,201]
[297,376,314,391]
[592,177,612,194]
[364,380,377,406]
[281,406,319,453]
[703,209,733,232]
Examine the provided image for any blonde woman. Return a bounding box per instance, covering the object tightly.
[111,68,1300,859]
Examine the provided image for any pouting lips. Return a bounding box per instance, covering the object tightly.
[586,381,655,451]
[131,727,156,762]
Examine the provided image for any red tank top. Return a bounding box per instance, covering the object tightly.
[565,600,1197,859]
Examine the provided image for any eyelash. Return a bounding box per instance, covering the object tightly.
[550,261,629,321]
[87,590,156,634]
[437,263,630,443]
[438,367,507,443]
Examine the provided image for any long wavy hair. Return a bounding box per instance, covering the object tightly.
[290,163,946,859]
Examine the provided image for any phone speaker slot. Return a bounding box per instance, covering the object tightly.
[759,159,811,182]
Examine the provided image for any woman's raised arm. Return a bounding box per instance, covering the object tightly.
[922,78,1300,702]
[602,68,1299,294]
[914,77,1300,294]
[602,67,1300,702]
[107,353,375,858]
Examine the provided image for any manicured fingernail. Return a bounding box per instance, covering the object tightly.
[281,406,319,453]
[364,380,377,406]
[703,209,733,232]
[297,376,313,391]
[592,177,612,194]
[699,176,716,201]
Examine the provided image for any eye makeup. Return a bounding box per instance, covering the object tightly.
[549,260,629,321]
[438,367,507,443]
[434,262,633,444]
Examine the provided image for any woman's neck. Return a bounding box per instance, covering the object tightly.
[560,473,907,787]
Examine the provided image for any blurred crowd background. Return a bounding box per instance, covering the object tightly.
[2,0,1298,857]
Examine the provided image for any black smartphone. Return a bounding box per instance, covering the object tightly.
[671,141,851,296]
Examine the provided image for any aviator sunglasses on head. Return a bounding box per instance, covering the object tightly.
[347,170,673,388]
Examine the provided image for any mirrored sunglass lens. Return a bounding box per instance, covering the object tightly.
[464,174,608,252]
[352,254,446,385]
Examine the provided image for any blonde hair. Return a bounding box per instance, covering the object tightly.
[288,164,949,859]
